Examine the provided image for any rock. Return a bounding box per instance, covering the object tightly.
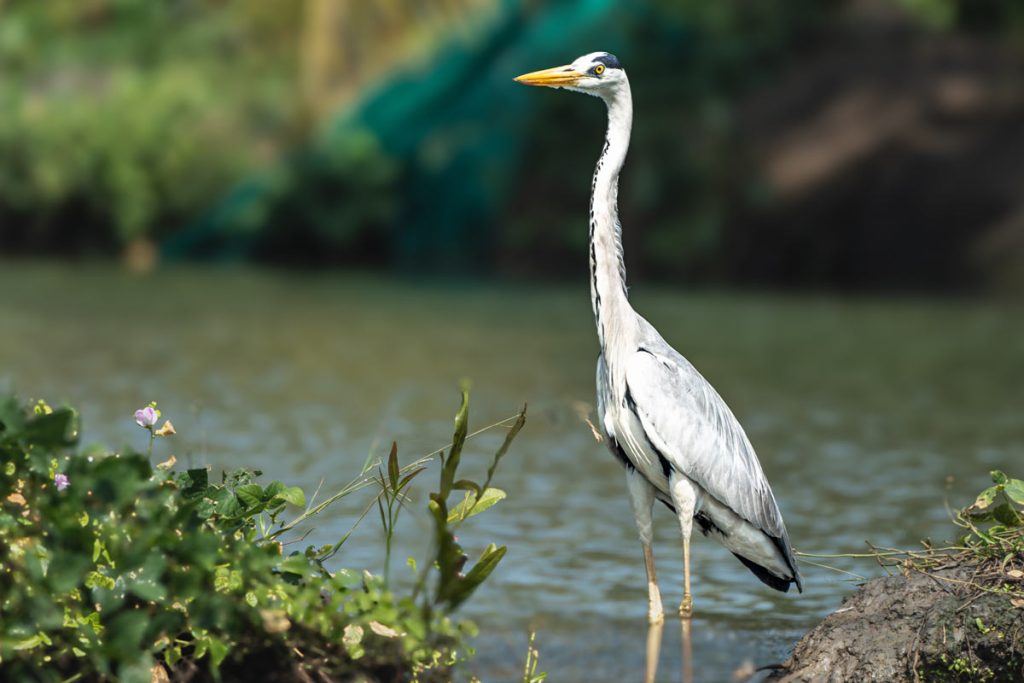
[768,563,1024,682]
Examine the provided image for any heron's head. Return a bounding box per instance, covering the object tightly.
[514,52,626,99]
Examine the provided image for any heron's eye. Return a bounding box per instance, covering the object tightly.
[594,64,606,76]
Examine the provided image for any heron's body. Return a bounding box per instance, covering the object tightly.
[516,52,800,622]
[597,335,798,592]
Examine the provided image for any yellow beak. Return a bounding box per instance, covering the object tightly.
[514,65,583,87]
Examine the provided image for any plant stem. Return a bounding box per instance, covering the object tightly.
[269,414,522,541]
[384,506,394,585]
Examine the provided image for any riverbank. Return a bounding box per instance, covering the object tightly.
[770,473,1024,682]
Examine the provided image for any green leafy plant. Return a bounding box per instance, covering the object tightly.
[0,389,526,682]
[419,388,524,614]
[374,441,426,585]
[958,470,1024,558]
[521,630,546,683]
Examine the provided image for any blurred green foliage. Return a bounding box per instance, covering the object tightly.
[0,0,300,252]
[895,0,1024,31]
[1,0,1022,285]
[0,390,525,682]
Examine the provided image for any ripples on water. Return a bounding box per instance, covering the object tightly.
[1,264,1021,681]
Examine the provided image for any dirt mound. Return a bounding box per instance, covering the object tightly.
[768,563,1024,682]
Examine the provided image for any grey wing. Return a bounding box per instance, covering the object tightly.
[623,340,789,541]
[596,354,610,438]
[599,353,644,474]
[596,354,620,459]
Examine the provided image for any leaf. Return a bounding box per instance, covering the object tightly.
[164,646,181,667]
[260,609,291,634]
[278,553,311,577]
[369,621,400,638]
[128,573,167,602]
[179,468,209,499]
[969,486,998,513]
[440,388,470,499]
[447,487,507,523]
[13,634,46,651]
[1004,479,1024,506]
[342,624,364,658]
[23,408,79,447]
[150,662,170,683]
[155,455,176,471]
[377,495,387,531]
[205,636,229,668]
[992,470,1008,485]
[214,488,243,518]
[398,466,426,491]
[214,565,231,592]
[446,543,507,609]
[278,485,305,507]
[154,420,175,437]
[85,569,115,591]
[388,441,399,491]
[93,538,112,565]
[235,484,263,509]
[0,395,26,437]
[974,527,996,545]
[452,479,482,497]
[450,491,477,524]
[107,610,149,659]
[483,404,527,490]
[992,504,1021,527]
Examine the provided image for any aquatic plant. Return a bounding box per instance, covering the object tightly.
[0,389,526,682]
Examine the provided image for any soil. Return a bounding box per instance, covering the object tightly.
[766,562,1024,682]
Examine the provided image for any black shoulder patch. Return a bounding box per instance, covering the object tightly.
[607,437,635,472]
[595,53,622,69]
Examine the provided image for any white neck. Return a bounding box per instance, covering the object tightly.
[589,82,634,350]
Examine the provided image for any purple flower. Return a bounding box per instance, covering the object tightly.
[134,406,158,428]
[54,473,70,491]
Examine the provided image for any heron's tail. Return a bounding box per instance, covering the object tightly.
[732,551,801,593]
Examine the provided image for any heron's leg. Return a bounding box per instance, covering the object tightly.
[668,474,698,619]
[642,542,664,624]
[626,470,664,625]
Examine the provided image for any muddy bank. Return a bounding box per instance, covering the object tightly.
[767,562,1024,682]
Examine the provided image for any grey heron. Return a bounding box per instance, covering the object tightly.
[515,52,801,623]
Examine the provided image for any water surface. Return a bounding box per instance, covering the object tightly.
[2,263,1021,681]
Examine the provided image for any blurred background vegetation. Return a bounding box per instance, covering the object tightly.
[2,0,1023,290]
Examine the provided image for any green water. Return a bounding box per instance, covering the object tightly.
[2,263,1022,681]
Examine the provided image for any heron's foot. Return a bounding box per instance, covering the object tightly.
[646,578,665,625]
[679,593,693,620]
